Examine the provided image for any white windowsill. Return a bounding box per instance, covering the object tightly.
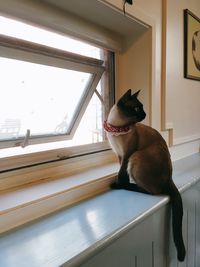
[1,152,200,234]
[0,153,199,267]
[0,161,119,233]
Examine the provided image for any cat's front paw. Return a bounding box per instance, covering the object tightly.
[110,182,123,190]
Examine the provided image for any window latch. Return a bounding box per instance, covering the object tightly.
[21,129,30,148]
[123,0,133,15]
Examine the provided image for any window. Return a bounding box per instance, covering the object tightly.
[0,16,114,172]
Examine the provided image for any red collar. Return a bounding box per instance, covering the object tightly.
[103,120,131,135]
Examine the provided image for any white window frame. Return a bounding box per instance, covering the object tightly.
[0,34,105,149]
[0,35,115,176]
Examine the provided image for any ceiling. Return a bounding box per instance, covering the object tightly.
[38,0,148,39]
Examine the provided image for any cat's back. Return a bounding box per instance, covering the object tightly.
[135,123,168,150]
[130,123,172,191]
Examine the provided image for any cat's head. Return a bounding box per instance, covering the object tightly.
[117,89,146,122]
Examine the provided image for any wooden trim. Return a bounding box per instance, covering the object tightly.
[183,9,189,80]
[161,0,167,131]
[148,27,153,127]
[0,142,110,172]
[0,150,117,191]
[173,134,200,146]
[0,150,118,233]
[101,0,151,29]
[0,170,117,233]
[0,34,104,67]
[0,33,107,150]
[160,0,174,147]
[183,9,200,81]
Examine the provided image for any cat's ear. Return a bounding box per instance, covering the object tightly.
[122,89,132,99]
[117,89,132,106]
[132,90,140,98]
[119,89,132,101]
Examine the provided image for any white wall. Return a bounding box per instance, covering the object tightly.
[116,29,151,125]
[166,0,200,147]
[104,0,162,131]
[104,0,200,160]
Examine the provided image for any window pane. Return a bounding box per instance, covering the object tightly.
[0,91,104,158]
[0,50,114,164]
[0,57,91,141]
[62,91,103,146]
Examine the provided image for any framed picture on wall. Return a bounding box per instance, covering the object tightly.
[184,9,200,81]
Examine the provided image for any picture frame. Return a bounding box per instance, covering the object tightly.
[184,9,200,81]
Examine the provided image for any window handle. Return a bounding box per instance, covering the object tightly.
[21,129,30,148]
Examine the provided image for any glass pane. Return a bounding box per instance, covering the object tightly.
[0,90,104,157]
[0,57,91,141]
[0,16,101,59]
[62,91,103,146]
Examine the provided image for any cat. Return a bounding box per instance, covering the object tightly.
[104,89,186,262]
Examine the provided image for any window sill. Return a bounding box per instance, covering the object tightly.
[0,153,200,267]
[0,153,119,233]
[1,152,200,234]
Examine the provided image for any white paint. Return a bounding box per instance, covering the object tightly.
[166,0,200,149]
[170,139,200,162]
[109,0,200,160]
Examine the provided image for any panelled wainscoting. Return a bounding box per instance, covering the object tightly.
[80,181,200,267]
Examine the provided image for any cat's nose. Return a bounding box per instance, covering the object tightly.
[139,112,146,121]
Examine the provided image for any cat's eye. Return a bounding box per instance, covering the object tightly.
[134,107,140,112]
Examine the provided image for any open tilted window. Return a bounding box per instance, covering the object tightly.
[0,16,114,171]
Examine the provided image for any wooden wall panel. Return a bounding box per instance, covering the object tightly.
[81,183,200,267]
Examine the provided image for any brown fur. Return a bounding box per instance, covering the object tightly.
[127,123,172,194]
[106,89,186,261]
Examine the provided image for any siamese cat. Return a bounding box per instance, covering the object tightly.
[104,89,186,262]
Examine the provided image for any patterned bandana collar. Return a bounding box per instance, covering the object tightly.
[103,120,132,136]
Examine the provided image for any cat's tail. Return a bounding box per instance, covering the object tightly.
[168,184,186,262]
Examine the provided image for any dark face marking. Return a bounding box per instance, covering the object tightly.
[117,89,146,122]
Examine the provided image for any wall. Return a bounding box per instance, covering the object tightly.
[103,0,200,160]
[81,181,200,267]
[104,0,162,131]
[116,29,152,125]
[165,0,200,149]
[1,0,199,160]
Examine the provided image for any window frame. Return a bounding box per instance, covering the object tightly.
[0,1,120,233]
[0,34,115,175]
[0,34,106,149]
